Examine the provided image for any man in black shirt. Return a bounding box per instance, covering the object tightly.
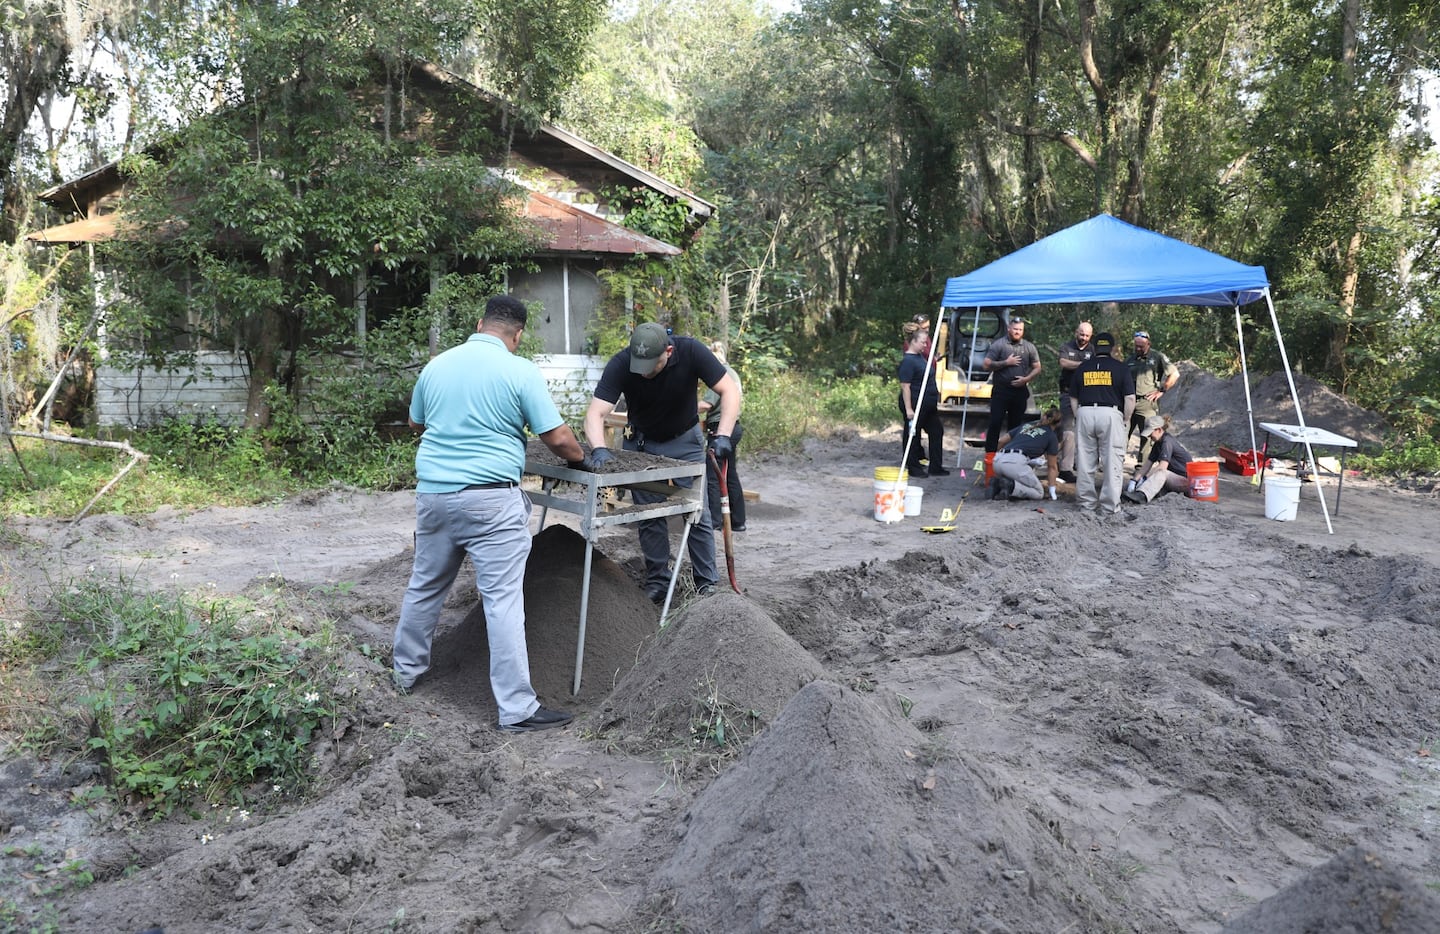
[584,323,740,602]
[1070,332,1136,514]
[981,316,1042,454]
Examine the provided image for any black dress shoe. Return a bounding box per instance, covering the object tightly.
[498,706,574,733]
[906,466,929,479]
[929,466,951,476]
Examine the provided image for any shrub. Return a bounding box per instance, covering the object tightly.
[53,576,339,814]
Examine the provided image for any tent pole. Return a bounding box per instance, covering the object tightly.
[899,310,944,479]
[1233,304,1261,464]
[1264,290,1333,534]
[954,306,982,469]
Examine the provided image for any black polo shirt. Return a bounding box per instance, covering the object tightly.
[1073,354,1135,409]
[595,336,727,442]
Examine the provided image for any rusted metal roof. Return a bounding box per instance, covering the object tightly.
[25,215,118,244]
[27,192,677,257]
[521,190,680,256]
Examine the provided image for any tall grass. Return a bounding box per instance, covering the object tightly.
[738,371,895,454]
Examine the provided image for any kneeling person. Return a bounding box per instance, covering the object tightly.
[1124,415,1191,503]
[991,407,1061,501]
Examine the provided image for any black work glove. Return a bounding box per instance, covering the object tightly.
[587,446,615,469]
[565,457,588,471]
[709,434,734,463]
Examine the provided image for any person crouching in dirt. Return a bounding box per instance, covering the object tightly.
[700,340,747,532]
[584,322,740,604]
[989,407,1061,501]
[393,294,586,733]
[897,321,948,478]
[1070,332,1136,515]
[1123,415,1192,504]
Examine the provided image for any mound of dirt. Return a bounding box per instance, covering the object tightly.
[1222,846,1440,934]
[1165,363,1388,456]
[653,679,1164,932]
[390,524,666,712]
[592,591,827,750]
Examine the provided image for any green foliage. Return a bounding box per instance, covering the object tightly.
[738,369,896,454]
[57,576,338,814]
[1351,431,1440,477]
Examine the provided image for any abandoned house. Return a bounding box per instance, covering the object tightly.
[27,61,715,427]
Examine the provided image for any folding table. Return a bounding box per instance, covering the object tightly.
[1256,422,1358,516]
[524,442,703,694]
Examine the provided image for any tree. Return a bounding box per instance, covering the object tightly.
[102,0,602,429]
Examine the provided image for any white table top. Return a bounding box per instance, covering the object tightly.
[1258,422,1358,448]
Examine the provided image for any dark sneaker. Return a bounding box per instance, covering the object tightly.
[929,466,951,476]
[730,524,747,532]
[498,706,574,733]
[389,674,412,696]
[645,586,667,605]
[695,582,717,597]
[1122,489,1148,504]
[1058,470,1076,483]
[906,466,929,479]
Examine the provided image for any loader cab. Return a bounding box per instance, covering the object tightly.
[935,307,1011,412]
[933,308,1040,441]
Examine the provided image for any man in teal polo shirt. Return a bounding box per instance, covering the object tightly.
[392,295,587,733]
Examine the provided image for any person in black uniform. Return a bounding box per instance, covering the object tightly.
[1070,332,1136,515]
[990,407,1061,501]
[1123,414,1193,503]
[982,316,1042,455]
[897,321,948,478]
[584,323,740,603]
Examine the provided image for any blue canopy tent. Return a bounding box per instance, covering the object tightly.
[904,214,1333,531]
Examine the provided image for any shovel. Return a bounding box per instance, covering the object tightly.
[707,450,742,593]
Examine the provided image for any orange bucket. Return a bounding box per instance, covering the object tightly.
[984,451,996,481]
[1187,459,1219,501]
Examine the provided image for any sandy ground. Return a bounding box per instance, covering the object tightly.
[2,369,1440,933]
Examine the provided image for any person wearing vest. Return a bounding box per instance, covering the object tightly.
[1126,330,1179,464]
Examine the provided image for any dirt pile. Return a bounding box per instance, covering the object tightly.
[4,425,1440,934]
[653,680,1163,932]
[1165,363,1388,456]
[1222,846,1440,934]
[593,591,827,751]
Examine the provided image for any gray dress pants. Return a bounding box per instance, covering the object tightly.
[393,487,539,726]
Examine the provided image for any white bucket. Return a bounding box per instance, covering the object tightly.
[1264,475,1302,521]
[903,484,924,517]
[872,467,908,522]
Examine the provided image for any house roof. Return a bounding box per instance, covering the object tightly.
[522,190,680,256]
[27,189,682,257]
[415,63,715,226]
[26,215,118,244]
[29,62,712,255]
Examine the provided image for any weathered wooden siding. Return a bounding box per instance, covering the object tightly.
[95,352,605,427]
[95,353,251,428]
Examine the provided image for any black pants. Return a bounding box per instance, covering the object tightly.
[899,397,945,470]
[706,422,746,529]
[985,386,1030,452]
